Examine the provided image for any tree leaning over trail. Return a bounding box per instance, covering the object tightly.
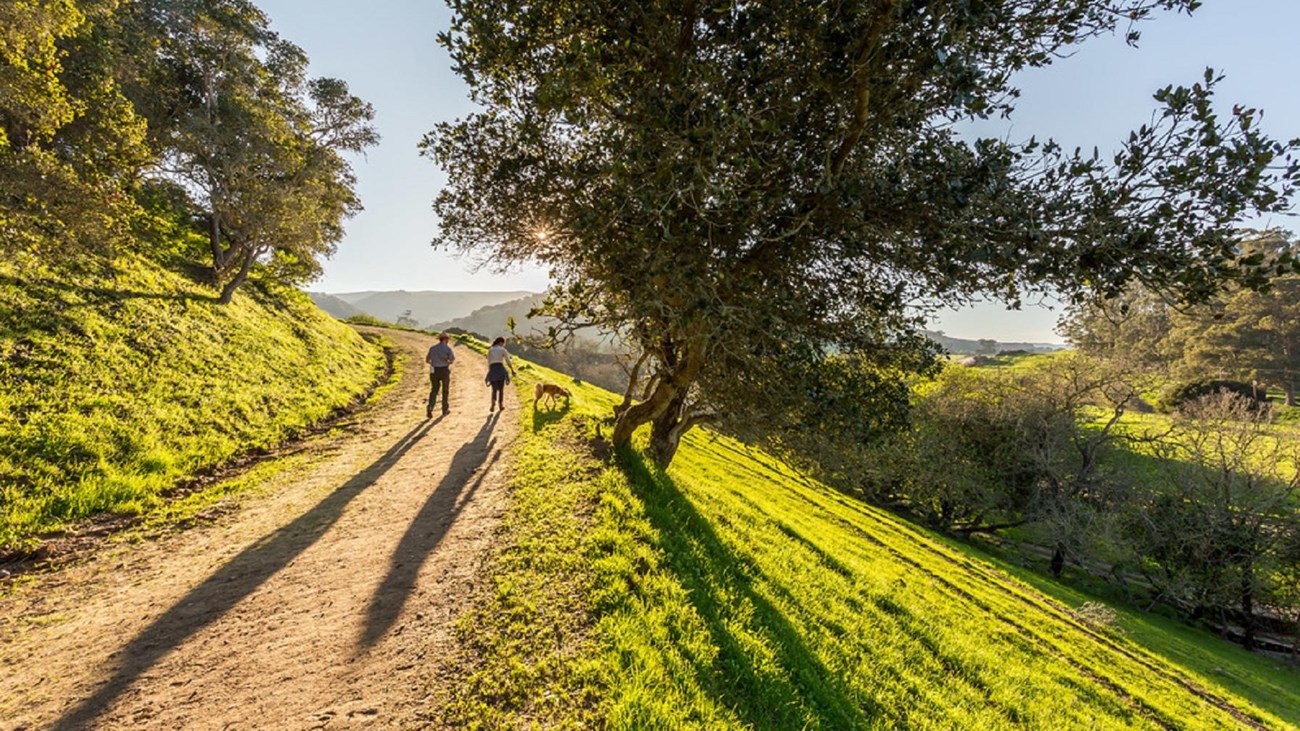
[123,0,378,303]
[429,1,1300,466]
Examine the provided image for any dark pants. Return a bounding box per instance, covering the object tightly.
[429,367,450,414]
[487,362,508,409]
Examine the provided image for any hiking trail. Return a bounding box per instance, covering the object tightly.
[0,330,517,730]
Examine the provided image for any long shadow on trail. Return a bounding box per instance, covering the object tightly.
[54,418,442,731]
[360,412,500,648]
[619,451,874,729]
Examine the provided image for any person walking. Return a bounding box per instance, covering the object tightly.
[426,333,455,418]
[485,337,516,413]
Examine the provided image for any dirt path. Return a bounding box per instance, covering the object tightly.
[0,330,518,730]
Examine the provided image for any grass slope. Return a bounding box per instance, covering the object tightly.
[444,347,1298,730]
[0,251,385,550]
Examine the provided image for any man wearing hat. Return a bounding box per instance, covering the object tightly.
[426,333,456,418]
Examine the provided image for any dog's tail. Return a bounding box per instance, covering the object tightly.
[533,382,543,403]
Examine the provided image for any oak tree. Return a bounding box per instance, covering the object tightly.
[124,0,377,301]
[0,0,148,254]
[430,0,1299,465]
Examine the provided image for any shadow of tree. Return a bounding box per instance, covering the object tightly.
[53,418,441,731]
[0,272,218,306]
[618,450,874,729]
[360,413,500,647]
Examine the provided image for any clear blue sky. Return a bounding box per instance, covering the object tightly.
[259,1,1299,341]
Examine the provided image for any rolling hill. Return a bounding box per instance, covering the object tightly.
[314,289,536,329]
[437,342,1300,729]
[429,292,551,339]
[306,291,364,321]
[924,330,1065,355]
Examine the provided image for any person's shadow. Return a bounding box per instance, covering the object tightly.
[359,412,500,648]
[53,418,441,731]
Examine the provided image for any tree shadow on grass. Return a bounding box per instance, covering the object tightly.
[0,272,218,306]
[617,450,876,730]
[360,412,500,648]
[53,418,441,731]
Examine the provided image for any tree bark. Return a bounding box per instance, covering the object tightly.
[208,211,226,283]
[1240,561,1256,651]
[610,338,705,466]
[1049,543,1066,578]
[1286,380,1296,407]
[217,249,256,304]
[648,390,689,467]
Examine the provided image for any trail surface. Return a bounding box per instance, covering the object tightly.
[0,330,517,730]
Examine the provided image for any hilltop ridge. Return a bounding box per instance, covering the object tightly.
[309,289,536,329]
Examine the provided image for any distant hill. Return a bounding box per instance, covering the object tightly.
[317,290,535,329]
[307,292,364,321]
[430,293,551,339]
[925,330,1065,355]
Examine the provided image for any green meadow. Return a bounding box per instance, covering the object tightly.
[443,344,1299,730]
[0,250,386,551]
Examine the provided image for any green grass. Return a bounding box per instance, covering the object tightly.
[445,351,1299,729]
[0,250,386,550]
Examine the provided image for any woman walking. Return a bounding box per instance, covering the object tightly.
[485,337,516,412]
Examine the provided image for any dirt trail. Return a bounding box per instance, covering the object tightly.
[0,330,517,730]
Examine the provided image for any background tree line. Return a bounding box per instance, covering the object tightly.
[1063,230,1300,408]
[0,0,376,301]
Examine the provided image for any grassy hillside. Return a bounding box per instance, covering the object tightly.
[439,345,1298,729]
[0,251,386,551]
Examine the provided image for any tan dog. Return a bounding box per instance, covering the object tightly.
[533,382,571,409]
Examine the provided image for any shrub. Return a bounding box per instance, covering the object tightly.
[1073,601,1123,635]
[1162,379,1267,411]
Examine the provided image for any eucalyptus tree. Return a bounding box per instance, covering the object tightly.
[1064,230,1300,405]
[430,0,1299,466]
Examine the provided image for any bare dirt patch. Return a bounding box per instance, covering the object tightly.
[0,330,519,730]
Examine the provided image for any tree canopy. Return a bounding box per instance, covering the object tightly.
[429,0,1300,465]
[0,0,148,254]
[1,0,377,303]
[122,0,378,301]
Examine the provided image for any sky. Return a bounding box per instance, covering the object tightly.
[258,0,1300,342]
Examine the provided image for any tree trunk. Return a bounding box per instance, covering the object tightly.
[208,212,225,283]
[1240,562,1256,651]
[1286,380,1296,407]
[610,340,704,466]
[648,390,689,467]
[611,377,682,448]
[217,249,256,304]
[1048,543,1066,578]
